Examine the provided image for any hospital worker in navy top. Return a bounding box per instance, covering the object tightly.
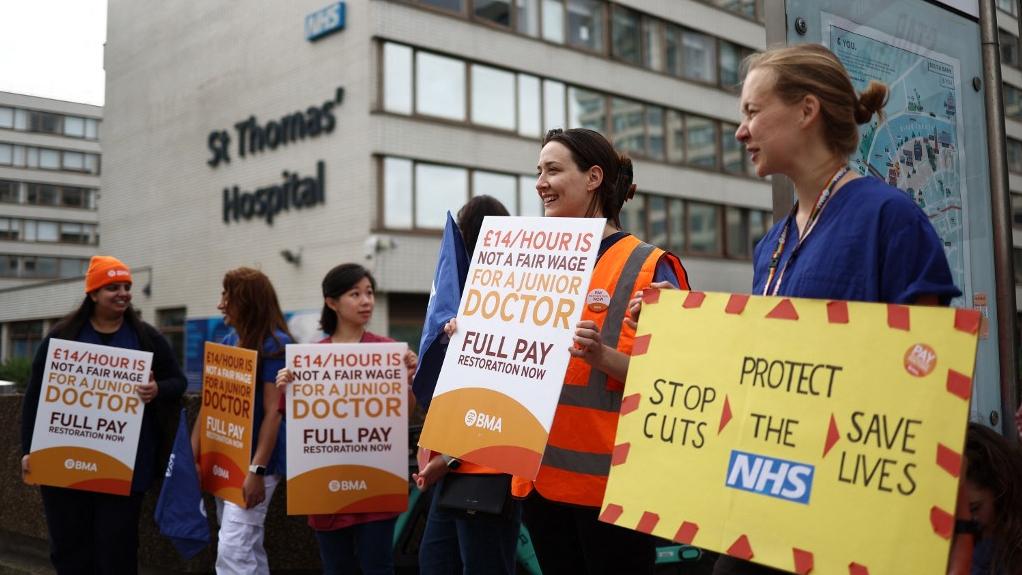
[712,43,960,575]
[191,267,293,574]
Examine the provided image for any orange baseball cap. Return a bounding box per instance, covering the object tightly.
[84,255,133,293]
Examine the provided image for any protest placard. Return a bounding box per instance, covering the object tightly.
[419,216,603,479]
[285,342,409,515]
[28,339,152,495]
[602,290,981,575]
[197,341,257,506]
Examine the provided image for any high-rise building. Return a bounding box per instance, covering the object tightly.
[0,92,101,359]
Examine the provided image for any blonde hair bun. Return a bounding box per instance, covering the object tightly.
[855,80,888,124]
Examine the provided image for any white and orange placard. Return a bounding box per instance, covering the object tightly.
[602,290,980,575]
[284,342,409,515]
[419,216,604,479]
[197,341,257,506]
[28,339,152,495]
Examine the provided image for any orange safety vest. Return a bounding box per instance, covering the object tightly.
[512,234,688,507]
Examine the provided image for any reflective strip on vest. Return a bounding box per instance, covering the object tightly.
[555,241,654,414]
[522,237,666,506]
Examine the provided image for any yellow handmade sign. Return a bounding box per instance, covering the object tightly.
[602,290,979,575]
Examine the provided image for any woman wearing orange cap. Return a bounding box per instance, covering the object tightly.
[20,255,187,574]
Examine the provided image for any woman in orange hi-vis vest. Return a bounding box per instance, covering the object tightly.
[508,128,690,574]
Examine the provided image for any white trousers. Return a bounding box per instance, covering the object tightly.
[214,474,279,575]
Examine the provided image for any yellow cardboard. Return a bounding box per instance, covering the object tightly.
[602,291,979,575]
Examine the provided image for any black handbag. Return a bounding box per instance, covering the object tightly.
[435,473,512,517]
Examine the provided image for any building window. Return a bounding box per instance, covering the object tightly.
[0,107,13,129]
[542,0,565,43]
[22,256,58,279]
[543,79,566,131]
[416,163,468,228]
[611,5,642,65]
[58,258,87,278]
[516,0,540,36]
[158,308,187,367]
[29,111,62,135]
[474,0,511,26]
[648,195,667,248]
[519,176,543,216]
[1012,193,1022,228]
[517,74,542,137]
[567,86,605,131]
[0,255,18,277]
[420,0,464,11]
[1000,30,1019,68]
[64,116,86,138]
[1005,83,1022,120]
[383,157,414,229]
[682,29,718,84]
[416,52,466,120]
[611,97,645,156]
[686,115,719,169]
[647,106,664,161]
[383,43,413,115]
[0,180,17,204]
[565,0,605,53]
[380,41,758,178]
[722,122,745,174]
[382,157,545,230]
[0,143,11,165]
[1009,139,1022,174]
[643,18,664,72]
[473,170,518,213]
[688,201,722,255]
[998,0,1018,17]
[471,64,516,130]
[725,206,750,257]
[0,218,18,241]
[9,320,44,359]
[620,193,646,238]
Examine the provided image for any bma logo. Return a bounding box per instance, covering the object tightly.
[724,450,814,504]
[63,458,98,472]
[464,409,503,432]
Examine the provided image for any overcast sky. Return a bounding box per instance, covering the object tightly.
[0,0,107,106]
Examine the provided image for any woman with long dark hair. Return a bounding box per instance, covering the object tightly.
[193,266,293,574]
[20,255,186,574]
[964,423,1022,575]
[276,263,416,575]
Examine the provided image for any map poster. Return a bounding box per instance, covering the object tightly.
[284,342,409,515]
[419,216,603,479]
[823,13,970,307]
[601,290,980,575]
[28,339,152,495]
[197,341,258,506]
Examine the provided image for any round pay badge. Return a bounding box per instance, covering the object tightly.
[586,288,610,313]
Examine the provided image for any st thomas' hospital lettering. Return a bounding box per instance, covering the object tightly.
[206,87,344,225]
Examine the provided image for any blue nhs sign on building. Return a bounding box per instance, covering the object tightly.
[306,2,346,42]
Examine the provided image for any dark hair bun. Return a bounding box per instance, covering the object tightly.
[855,81,888,124]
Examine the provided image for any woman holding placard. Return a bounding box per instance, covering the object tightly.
[193,267,293,575]
[20,255,186,574]
[414,194,530,575]
[620,43,960,575]
[506,128,689,574]
[276,263,416,575]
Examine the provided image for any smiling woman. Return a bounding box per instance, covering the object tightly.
[19,255,186,574]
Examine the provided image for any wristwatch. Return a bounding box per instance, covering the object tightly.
[249,464,267,476]
[441,454,461,470]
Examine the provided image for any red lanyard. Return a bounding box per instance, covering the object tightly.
[762,166,850,296]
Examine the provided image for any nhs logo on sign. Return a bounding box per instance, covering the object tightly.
[306,2,345,42]
[725,450,814,505]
